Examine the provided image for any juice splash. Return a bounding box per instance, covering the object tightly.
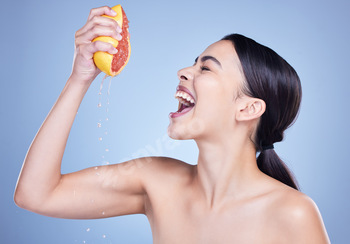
[97,75,113,165]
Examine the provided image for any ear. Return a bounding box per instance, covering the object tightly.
[236,98,266,121]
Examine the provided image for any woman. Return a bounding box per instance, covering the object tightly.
[14,6,330,243]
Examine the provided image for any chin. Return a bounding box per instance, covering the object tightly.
[167,123,189,140]
[167,118,206,140]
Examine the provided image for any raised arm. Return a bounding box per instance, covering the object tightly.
[14,6,146,219]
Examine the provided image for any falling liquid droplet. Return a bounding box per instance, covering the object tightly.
[97,75,106,108]
[102,234,106,239]
[97,76,113,170]
[107,77,112,95]
[102,211,105,215]
[99,76,105,94]
[94,167,98,170]
[86,228,90,232]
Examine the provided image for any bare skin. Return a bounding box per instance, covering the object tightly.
[14,6,330,244]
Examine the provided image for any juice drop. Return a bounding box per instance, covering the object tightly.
[107,77,112,95]
[97,75,114,165]
[98,75,107,108]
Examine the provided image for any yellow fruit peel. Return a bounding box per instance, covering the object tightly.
[92,4,125,76]
[93,37,119,76]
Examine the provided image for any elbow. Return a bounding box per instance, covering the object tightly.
[14,184,57,216]
[13,186,40,212]
[14,187,29,210]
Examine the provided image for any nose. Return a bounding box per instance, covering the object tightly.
[177,67,193,82]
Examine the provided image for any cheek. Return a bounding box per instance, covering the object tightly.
[196,88,232,117]
[193,95,233,135]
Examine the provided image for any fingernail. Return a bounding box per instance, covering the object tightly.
[111,9,117,16]
[116,34,122,41]
[111,48,118,54]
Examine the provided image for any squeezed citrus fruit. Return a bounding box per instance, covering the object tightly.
[93,5,130,76]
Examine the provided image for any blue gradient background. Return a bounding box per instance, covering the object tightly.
[1,0,349,243]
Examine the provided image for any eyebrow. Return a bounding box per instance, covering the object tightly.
[194,55,222,68]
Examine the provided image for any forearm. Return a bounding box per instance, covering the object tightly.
[15,76,90,208]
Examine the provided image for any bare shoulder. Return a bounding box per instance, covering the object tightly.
[132,157,195,214]
[136,156,194,174]
[131,156,195,186]
[266,184,330,243]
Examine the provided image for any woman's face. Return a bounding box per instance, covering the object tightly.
[167,40,246,141]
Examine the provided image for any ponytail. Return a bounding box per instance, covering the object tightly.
[257,149,299,190]
[221,34,302,191]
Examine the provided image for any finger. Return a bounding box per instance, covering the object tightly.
[76,15,122,39]
[76,25,122,46]
[87,6,117,21]
[91,16,122,33]
[83,41,118,59]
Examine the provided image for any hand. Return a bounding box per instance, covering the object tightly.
[70,6,122,84]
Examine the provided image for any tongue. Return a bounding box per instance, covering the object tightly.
[178,103,187,113]
[177,103,194,113]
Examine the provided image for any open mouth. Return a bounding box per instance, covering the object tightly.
[169,86,196,118]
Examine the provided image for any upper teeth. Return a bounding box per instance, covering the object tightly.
[175,91,195,105]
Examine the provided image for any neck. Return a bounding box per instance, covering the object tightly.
[194,130,261,209]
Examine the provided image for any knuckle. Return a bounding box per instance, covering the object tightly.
[76,44,85,54]
[89,8,97,16]
[91,15,99,23]
[112,20,120,29]
[91,41,99,48]
[88,10,95,19]
[92,41,104,50]
[75,30,81,39]
[91,25,100,33]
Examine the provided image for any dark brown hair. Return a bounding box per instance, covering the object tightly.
[222,34,302,190]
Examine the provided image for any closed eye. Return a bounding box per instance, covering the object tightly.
[200,66,210,71]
